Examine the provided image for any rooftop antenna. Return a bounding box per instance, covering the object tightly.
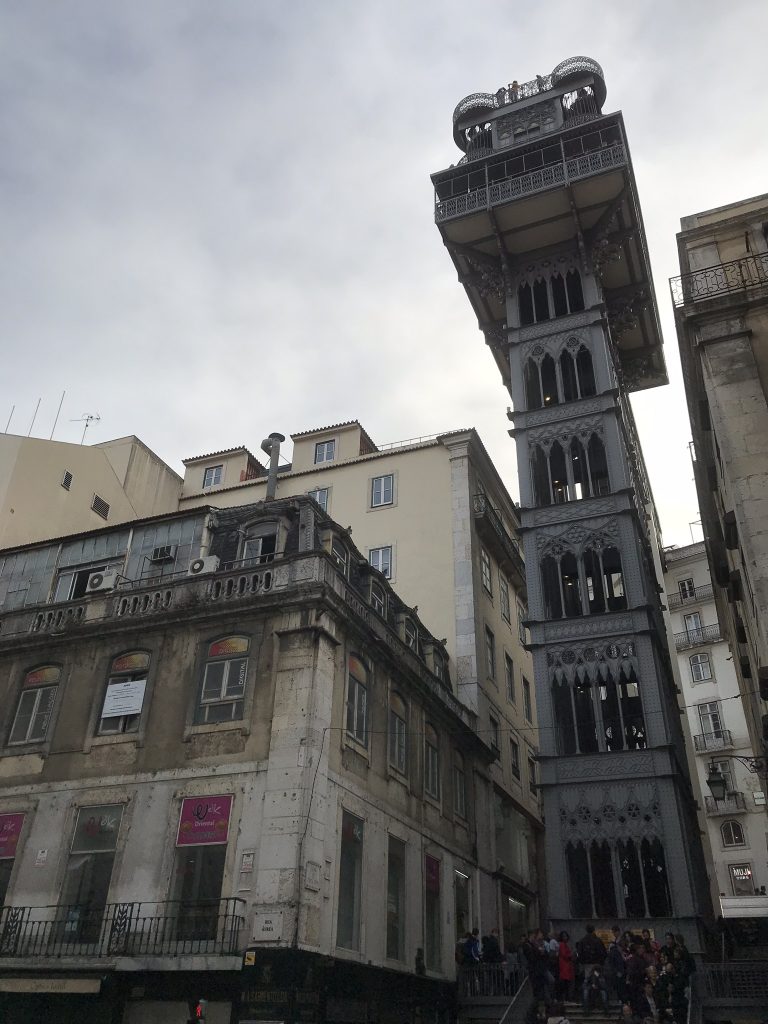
[3,406,14,433]
[70,412,101,445]
[688,519,703,544]
[49,391,66,440]
[27,397,41,436]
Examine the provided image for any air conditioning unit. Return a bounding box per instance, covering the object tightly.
[87,569,117,593]
[188,556,220,576]
[150,544,177,564]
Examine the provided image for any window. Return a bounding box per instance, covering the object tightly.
[505,654,516,703]
[489,716,500,753]
[9,665,60,745]
[61,804,124,942]
[337,811,364,949]
[453,751,467,818]
[454,870,470,940]
[98,651,149,735]
[197,636,249,724]
[202,465,223,488]
[698,701,723,739]
[369,545,392,579]
[523,677,532,722]
[485,627,496,680]
[518,605,527,645]
[527,753,537,794]
[424,724,440,799]
[307,487,329,512]
[500,577,511,623]
[61,470,73,491]
[679,578,696,600]
[389,693,407,774]
[403,618,418,650]
[721,820,745,847]
[729,863,754,896]
[172,795,232,940]
[710,758,734,793]
[243,523,277,565]
[684,611,703,641]
[386,837,406,960]
[331,537,348,575]
[510,738,521,780]
[553,660,647,755]
[424,855,441,970]
[566,837,671,918]
[690,652,713,683]
[481,549,492,595]
[432,649,446,683]
[346,655,369,746]
[53,561,121,602]
[91,494,110,520]
[371,474,394,508]
[370,581,386,616]
[314,440,335,464]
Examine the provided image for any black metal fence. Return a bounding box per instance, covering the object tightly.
[670,253,768,307]
[458,963,526,999]
[0,898,245,958]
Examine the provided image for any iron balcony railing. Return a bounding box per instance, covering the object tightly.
[670,253,768,308]
[0,897,245,958]
[667,584,714,610]
[698,962,768,1003]
[693,730,734,753]
[458,963,527,999]
[472,494,526,592]
[704,792,747,815]
[673,623,724,651]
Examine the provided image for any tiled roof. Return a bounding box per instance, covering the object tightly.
[183,446,257,465]
[291,420,365,440]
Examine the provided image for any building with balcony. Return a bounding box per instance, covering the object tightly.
[663,542,767,909]
[671,194,768,797]
[0,496,501,1022]
[431,56,712,943]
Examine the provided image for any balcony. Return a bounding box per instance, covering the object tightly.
[670,252,768,308]
[704,792,747,815]
[472,494,526,594]
[693,730,734,754]
[667,584,714,610]
[673,623,724,651]
[0,898,245,959]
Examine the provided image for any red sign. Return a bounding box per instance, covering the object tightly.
[176,795,233,846]
[0,813,25,860]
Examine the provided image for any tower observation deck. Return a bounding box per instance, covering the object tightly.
[432,58,712,941]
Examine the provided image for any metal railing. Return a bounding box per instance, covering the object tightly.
[693,730,733,753]
[704,792,747,814]
[667,584,714,609]
[673,623,723,650]
[458,963,526,999]
[697,962,768,1003]
[670,252,768,308]
[0,898,245,958]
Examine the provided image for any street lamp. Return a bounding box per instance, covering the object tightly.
[706,754,768,800]
[706,764,727,801]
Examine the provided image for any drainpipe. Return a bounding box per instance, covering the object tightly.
[261,432,285,501]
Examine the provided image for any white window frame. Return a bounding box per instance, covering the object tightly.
[346,673,369,747]
[690,652,713,683]
[481,549,492,595]
[314,440,336,464]
[424,726,440,800]
[9,685,58,745]
[369,545,392,579]
[403,618,418,650]
[721,820,746,848]
[389,698,407,775]
[510,738,521,780]
[523,676,532,722]
[485,627,496,680]
[505,653,515,703]
[698,700,723,737]
[500,576,511,622]
[203,464,223,488]
[331,537,348,576]
[370,580,386,617]
[678,578,695,599]
[198,653,248,724]
[370,474,394,508]
[307,487,329,512]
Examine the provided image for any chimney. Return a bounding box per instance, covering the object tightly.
[261,432,285,500]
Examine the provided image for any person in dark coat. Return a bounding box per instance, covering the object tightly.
[482,928,503,964]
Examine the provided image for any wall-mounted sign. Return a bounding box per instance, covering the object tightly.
[34,849,48,867]
[176,794,233,846]
[101,678,146,718]
[241,851,255,874]
[0,813,25,860]
[71,805,124,854]
[253,912,284,941]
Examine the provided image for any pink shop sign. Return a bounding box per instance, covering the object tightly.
[176,795,233,847]
[0,813,25,860]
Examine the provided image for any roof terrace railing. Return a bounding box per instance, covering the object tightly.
[670,253,768,308]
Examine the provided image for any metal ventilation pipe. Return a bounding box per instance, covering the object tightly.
[261,432,286,500]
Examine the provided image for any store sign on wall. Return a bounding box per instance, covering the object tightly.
[0,814,25,860]
[176,795,233,846]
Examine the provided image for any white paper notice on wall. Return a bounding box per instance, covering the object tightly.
[102,679,147,718]
[253,912,283,941]
[34,849,48,867]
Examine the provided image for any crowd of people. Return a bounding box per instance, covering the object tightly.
[518,925,696,1023]
[457,924,696,1024]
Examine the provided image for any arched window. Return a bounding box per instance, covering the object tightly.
[541,556,563,619]
[197,636,249,724]
[518,283,534,326]
[531,445,552,506]
[690,653,712,682]
[347,655,369,746]
[574,677,599,753]
[641,837,671,916]
[561,552,583,617]
[576,344,596,395]
[98,651,150,735]
[560,346,579,400]
[566,269,585,312]
[549,441,568,504]
[603,547,627,611]
[403,618,418,651]
[533,278,550,321]
[618,838,645,917]
[389,692,407,774]
[587,434,610,495]
[551,274,569,317]
[9,665,61,745]
[331,537,349,576]
[244,521,278,565]
[570,436,590,499]
[524,358,542,409]
[590,840,617,917]
[566,842,592,917]
[553,679,577,755]
[370,580,386,617]
[453,750,467,818]
[721,820,745,847]
[424,724,440,799]
[540,355,559,405]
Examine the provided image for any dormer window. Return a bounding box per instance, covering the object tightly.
[243,523,277,565]
[370,581,386,617]
[331,537,348,576]
[315,440,336,464]
[404,618,418,651]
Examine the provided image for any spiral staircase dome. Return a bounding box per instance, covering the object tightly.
[452,93,497,151]
[550,55,607,108]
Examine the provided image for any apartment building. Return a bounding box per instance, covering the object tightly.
[664,542,767,915]
[671,194,768,793]
[0,496,498,1023]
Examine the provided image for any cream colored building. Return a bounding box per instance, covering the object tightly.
[671,194,768,792]
[0,433,181,548]
[179,421,543,935]
[664,542,767,907]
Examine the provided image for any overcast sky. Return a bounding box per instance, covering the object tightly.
[2,1,767,546]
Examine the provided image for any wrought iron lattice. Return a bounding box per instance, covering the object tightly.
[670,252,768,307]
